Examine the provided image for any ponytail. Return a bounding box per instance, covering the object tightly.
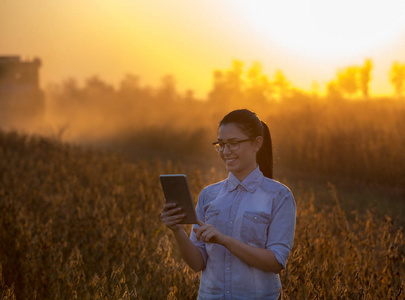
[219,109,274,179]
[257,121,273,179]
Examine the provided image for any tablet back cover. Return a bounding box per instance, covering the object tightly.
[160,174,198,224]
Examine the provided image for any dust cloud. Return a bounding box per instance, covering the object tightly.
[0,73,221,166]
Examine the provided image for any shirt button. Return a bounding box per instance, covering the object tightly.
[230,222,233,224]
[227,291,230,294]
[227,267,230,270]
[254,217,257,220]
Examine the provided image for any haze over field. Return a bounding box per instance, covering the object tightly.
[2,0,405,96]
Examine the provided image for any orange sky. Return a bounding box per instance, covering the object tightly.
[1,0,405,97]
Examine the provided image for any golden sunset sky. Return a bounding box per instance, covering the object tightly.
[2,0,405,97]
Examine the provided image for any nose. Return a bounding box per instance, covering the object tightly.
[222,144,232,154]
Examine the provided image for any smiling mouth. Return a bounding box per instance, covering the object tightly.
[225,158,237,163]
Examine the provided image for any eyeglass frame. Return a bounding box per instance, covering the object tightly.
[212,138,253,152]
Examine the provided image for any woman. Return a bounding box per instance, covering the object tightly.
[161,109,296,299]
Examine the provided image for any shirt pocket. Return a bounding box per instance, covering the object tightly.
[240,211,271,248]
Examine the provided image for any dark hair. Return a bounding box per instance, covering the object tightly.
[219,109,273,178]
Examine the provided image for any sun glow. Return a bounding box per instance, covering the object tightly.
[2,0,405,96]
[235,0,405,59]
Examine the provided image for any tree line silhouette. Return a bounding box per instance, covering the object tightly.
[48,59,405,108]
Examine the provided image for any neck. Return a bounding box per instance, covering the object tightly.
[233,164,258,182]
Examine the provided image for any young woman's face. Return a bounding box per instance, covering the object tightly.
[217,123,263,181]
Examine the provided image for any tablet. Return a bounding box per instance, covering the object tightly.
[160,174,198,224]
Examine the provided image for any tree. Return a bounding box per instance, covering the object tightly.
[390,62,405,98]
[245,62,273,104]
[226,60,244,94]
[273,70,290,99]
[156,74,177,102]
[119,73,140,94]
[336,66,359,97]
[83,76,115,98]
[60,78,82,100]
[208,60,245,107]
[359,59,373,98]
[328,60,374,99]
[326,81,343,100]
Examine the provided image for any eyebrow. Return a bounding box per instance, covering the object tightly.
[217,138,243,142]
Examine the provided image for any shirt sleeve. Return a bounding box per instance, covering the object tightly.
[190,188,208,267]
[265,189,296,269]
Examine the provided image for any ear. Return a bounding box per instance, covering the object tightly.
[254,136,263,152]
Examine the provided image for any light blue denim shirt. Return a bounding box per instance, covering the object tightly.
[190,167,296,300]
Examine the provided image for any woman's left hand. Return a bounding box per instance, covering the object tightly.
[193,220,228,245]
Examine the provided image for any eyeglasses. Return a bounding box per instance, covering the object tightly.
[212,139,252,152]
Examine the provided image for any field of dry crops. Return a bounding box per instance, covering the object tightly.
[0,129,404,299]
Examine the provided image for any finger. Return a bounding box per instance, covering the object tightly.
[162,203,177,211]
[201,231,207,239]
[195,227,204,240]
[166,220,183,227]
[164,214,185,223]
[203,232,213,243]
[195,223,212,238]
[164,215,185,227]
[161,207,182,218]
[199,227,211,241]
[205,231,216,242]
[169,214,185,221]
[203,228,214,239]
[197,219,205,227]
[193,227,200,240]
[168,207,183,216]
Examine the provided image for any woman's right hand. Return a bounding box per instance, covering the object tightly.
[161,202,185,231]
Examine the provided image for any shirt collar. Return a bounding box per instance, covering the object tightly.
[226,166,263,193]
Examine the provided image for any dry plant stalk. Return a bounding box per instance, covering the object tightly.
[0,130,404,299]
